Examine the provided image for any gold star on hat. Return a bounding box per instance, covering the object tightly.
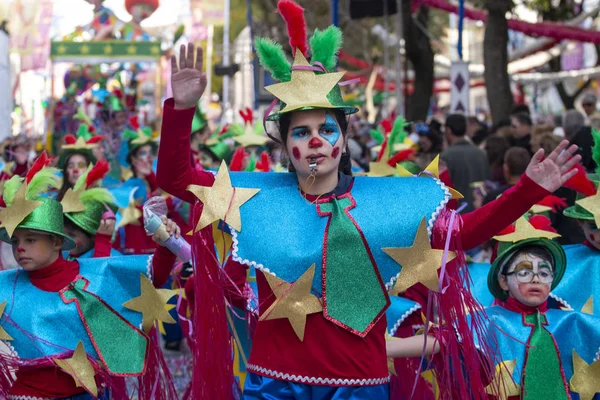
[234,124,270,148]
[123,274,176,333]
[383,217,456,295]
[60,188,86,213]
[0,184,42,237]
[485,360,521,400]
[576,187,600,227]
[493,217,561,243]
[187,161,260,233]
[53,341,98,397]
[259,264,323,341]
[61,136,97,150]
[570,350,600,400]
[265,52,345,114]
[0,301,13,341]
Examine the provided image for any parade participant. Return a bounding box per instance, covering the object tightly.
[122,0,158,41]
[61,160,121,259]
[157,2,580,397]
[469,217,600,400]
[0,154,180,399]
[84,0,118,40]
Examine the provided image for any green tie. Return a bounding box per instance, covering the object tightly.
[318,197,388,335]
[61,277,149,375]
[522,312,569,400]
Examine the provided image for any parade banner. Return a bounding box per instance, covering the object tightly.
[190,0,225,27]
[7,0,53,71]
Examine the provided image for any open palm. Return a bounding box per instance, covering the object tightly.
[171,43,207,110]
[525,140,581,193]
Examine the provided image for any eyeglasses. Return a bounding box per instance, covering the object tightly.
[505,269,554,284]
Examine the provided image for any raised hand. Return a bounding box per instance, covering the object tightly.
[525,140,581,193]
[171,43,207,110]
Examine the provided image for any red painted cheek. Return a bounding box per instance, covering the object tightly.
[331,147,340,159]
[308,137,323,148]
[292,147,301,161]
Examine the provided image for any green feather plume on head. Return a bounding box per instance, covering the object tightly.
[309,26,343,72]
[370,127,385,145]
[255,37,292,82]
[3,175,23,206]
[388,117,409,157]
[592,128,600,173]
[122,129,139,141]
[80,187,116,206]
[26,167,60,200]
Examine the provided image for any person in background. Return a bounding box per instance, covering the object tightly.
[532,123,555,139]
[565,109,594,173]
[581,92,597,123]
[415,121,443,169]
[510,112,533,155]
[483,147,531,205]
[511,103,531,116]
[441,114,491,212]
[484,135,510,185]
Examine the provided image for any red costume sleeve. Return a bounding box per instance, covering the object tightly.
[145,171,160,195]
[92,233,113,258]
[157,98,215,204]
[152,245,176,288]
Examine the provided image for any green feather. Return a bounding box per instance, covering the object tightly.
[3,175,23,206]
[26,167,60,200]
[222,124,245,140]
[592,128,600,173]
[80,187,116,206]
[74,165,93,192]
[255,37,291,82]
[122,129,139,141]
[309,26,343,72]
[245,152,257,172]
[388,117,409,157]
[370,127,385,145]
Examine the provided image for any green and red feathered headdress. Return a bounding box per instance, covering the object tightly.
[233,108,270,148]
[123,116,158,156]
[58,122,103,168]
[256,0,358,127]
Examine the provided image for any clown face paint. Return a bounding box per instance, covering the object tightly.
[500,252,553,307]
[66,154,89,187]
[580,220,600,250]
[285,109,343,180]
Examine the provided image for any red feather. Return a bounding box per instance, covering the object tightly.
[85,159,110,188]
[277,0,308,57]
[229,147,246,172]
[129,116,140,130]
[387,148,416,167]
[113,88,124,99]
[529,215,557,233]
[26,152,49,184]
[564,163,597,196]
[376,138,388,162]
[380,118,393,134]
[63,134,77,145]
[239,108,253,125]
[256,151,270,172]
[218,124,230,136]
[87,136,106,144]
[536,195,567,212]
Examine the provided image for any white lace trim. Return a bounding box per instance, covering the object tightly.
[1,339,18,358]
[247,363,390,385]
[388,303,421,336]
[8,396,47,400]
[549,292,573,310]
[231,230,274,277]
[146,254,154,280]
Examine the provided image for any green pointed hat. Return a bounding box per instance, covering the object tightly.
[256,0,358,123]
[0,154,75,250]
[201,124,242,161]
[563,174,599,221]
[104,94,125,113]
[192,104,208,134]
[123,126,158,156]
[564,129,600,221]
[62,160,118,235]
[487,217,566,301]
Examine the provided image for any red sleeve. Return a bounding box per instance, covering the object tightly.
[145,171,160,195]
[93,233,113,258]
[157,98,215,204]
[152,245,177,288]
[458,174,550,250]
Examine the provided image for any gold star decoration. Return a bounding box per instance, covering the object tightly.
[61,188,86,213]
[364,161,396,177]
[80,44,90,55]
[529,204,553,214]
[2,161,14,175]
[104,44,113,54]
[494,217,561,243]
[485,360,521,400]
[53,341,98,397]
[120,166,134,182]
[123,274,176,333]
[0,301,13,341]
[187,161,260,233]
[383,217,456,295]
[264,52,345,114]
[62,137,97,150]
[259,264,323,341]
[127,45,137,55]
[577,188,600,228]
[421,370,440,400]
[0,184,42,237]
[151,45,160,55]
[57,44,67,54]
[116,188,142,229]
[570,350,600,400]
[422,155,463,200]
[396,164,415,177]
[582,296,594,315]
[234,125,270,148]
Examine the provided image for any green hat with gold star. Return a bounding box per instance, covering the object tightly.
[0,153,75,250]
[256,0,358,123]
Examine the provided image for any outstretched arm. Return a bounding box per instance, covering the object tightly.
[386,334,441,358]
[151,217,181,288]
[157,43,215,204]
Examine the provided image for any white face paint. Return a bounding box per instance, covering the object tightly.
[500,252,554,307]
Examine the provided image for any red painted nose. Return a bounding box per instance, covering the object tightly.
[308,137,323,148]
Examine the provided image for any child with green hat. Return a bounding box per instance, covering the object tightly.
[470,216,600,400]
[0,153,181,399]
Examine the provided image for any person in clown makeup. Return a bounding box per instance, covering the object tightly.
[155,1,582,398]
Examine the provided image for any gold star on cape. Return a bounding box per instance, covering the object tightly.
[570,350,600,400]
[493,217,561,243]
[123,274,176,333]
[0,301,13,340]
[259,264,323,342]
[0,184,42,237]
[61,188,86,213]
[485,360,521,400]
[576,188,600,227]
[422,155,463,200]
[116,189,142,229]
[383,217,456,295]
[53,341,98,397]
[187,161,260,232]
[264,52,345,114]
[364,161,396,177]
[2,161,14,175]
[582,296,594,314]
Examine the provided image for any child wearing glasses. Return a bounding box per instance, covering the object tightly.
[475,216,600,400]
